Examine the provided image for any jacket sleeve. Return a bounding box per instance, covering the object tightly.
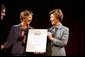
[3,26,14,48]
[52,27,69,47]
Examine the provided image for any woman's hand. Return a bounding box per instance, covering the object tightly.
[47,32,55,41]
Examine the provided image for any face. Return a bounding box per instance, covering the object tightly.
[22,15,32,26]
[1,9,6,20]
[50,14,59,26]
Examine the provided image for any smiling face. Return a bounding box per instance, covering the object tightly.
[50,14,59,26]
[49,9,63,26]
[22,15,32,26]
[20,10,33,27]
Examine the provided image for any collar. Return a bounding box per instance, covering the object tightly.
[53,22,63,29]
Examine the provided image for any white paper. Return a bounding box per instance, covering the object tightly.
[26,29,47,52]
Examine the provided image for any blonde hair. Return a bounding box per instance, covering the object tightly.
[20,10,33,22]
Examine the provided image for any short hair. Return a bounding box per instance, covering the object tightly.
[49,9,63,21]
[20,10,33,21]
[1,4,6,10]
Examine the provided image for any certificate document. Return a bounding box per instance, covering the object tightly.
[26,29,47,52]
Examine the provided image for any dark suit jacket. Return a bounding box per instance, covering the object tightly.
[3,24,33,55]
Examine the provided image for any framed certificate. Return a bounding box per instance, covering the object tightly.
[26,29,47,52]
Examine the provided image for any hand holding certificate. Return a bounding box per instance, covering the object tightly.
[26,29,47,53]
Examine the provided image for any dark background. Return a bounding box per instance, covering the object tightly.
[1,0,84,56]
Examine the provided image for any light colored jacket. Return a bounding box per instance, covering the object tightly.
[48,23,69,56]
